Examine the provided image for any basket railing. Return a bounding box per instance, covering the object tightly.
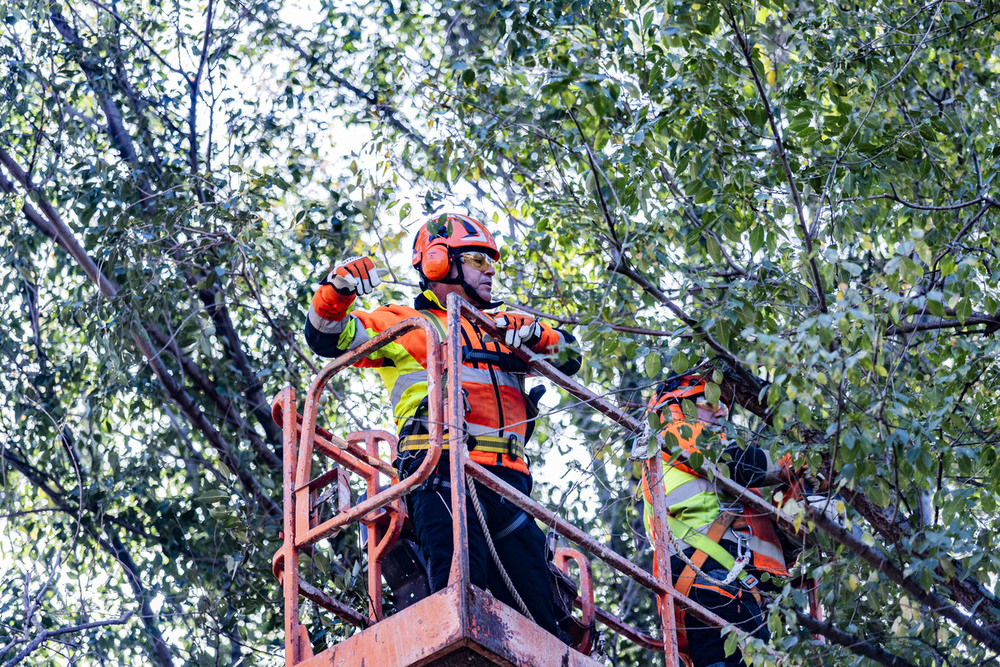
[271,293,796,665]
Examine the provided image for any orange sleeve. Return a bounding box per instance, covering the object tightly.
[311,283,356,321]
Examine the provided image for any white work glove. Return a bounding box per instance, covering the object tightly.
[804,493,847,526]
[322,256,389,296]
[493,313,543,349]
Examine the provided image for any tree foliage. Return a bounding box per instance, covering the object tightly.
[2,0,999,665]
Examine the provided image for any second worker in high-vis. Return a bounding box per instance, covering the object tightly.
[305,213,581,640]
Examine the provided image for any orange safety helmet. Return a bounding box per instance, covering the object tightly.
[411,213,499,283]
[648,374,731,411]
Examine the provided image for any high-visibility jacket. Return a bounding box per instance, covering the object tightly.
[305,287,581,475]
[641,404,788,579]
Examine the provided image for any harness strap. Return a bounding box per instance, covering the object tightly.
[672,512,763,603]
[672,510,763,661]
[398,433,525,461]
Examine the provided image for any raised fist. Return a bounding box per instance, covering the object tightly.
[322,257,388,296]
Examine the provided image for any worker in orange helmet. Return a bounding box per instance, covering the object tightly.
[305,213,581,642]
[641,373,793,667]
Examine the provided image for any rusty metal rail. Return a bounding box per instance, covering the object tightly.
[272,294,789,666]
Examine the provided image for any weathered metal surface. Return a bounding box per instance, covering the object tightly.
[294,318,444,549]
[298,584,605,667]
[286,411,397,478]
[298,585,466,667]
[464,584,605,667]
[554,548,595,654]
[643,452,679,663]
[274,387,304,667]
[445,295,471,590]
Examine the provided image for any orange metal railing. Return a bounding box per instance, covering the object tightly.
[271,294,800,665]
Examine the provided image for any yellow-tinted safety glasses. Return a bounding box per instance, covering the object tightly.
[458,251,496,272]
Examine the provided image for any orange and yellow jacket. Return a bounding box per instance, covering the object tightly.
[305,286,581,476]
[641,402,789,579]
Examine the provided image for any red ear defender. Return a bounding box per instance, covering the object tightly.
[420,239,451,281]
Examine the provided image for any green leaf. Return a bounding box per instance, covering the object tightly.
[196,490,231,504]
[723,630,738,657]
[704,382,721,406]
[749,225,764,254]
[705,234,722,262]
[956,298,971,324]
[645,352,662,378]
[671,353,689,375]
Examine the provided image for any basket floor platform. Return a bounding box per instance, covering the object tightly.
[299,583,605,667]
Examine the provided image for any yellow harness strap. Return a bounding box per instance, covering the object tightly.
[398,433,525,461]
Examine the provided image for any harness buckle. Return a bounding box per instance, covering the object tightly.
[507,434,519,461]
[735,533,750,562]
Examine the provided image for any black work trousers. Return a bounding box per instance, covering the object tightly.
[672,558,770,667]
[399,454,562,639]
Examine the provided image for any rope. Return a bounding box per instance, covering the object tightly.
[466,475,535,621]
[667,527,751,587]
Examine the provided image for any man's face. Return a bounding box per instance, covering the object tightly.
[696,400,729,427]
[458,252,496,302]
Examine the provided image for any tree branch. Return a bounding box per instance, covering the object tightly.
[2,611,134,667]
[608,259,757,385]
[885,311,1000,336]
[723,3,827,313]
[49,10,152,200]
[0,148,280,514]
[1,454,174,667]
[803,500,1000,652]
[793,610,917,667]
[656,164,748,277]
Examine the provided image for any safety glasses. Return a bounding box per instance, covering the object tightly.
[458,251,496,272]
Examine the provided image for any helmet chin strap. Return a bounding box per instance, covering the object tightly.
[460,277,503,310]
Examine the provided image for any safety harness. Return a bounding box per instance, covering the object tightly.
[642,378,786,665]
[398,308,532,463]
[661,509,764,666]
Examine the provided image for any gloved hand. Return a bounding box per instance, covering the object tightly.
[321,257,388,296]
[803,493,847,526]
[493,313,544,349]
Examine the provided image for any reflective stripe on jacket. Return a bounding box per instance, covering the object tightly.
[305,288,580,475]
[641,406,788,578]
